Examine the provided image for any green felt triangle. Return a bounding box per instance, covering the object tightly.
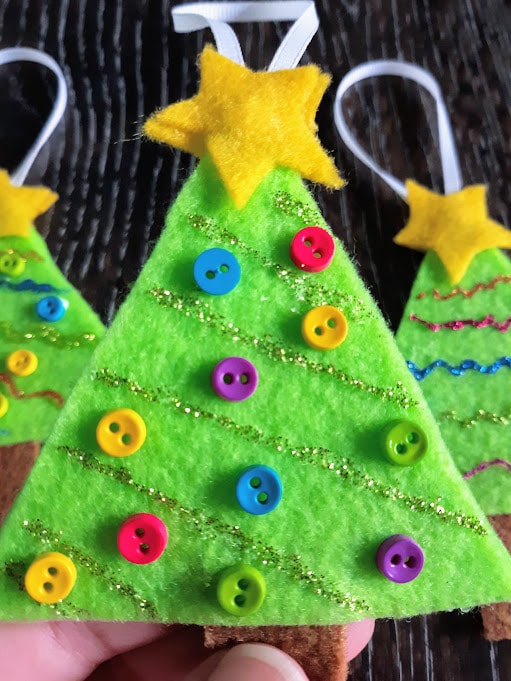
[396,248,511,516]
[0,228,105,446]
[1,158,510,625]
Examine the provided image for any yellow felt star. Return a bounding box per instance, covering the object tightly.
[0,170,57,238]
[394,180,511,283]
[144,45,343,208]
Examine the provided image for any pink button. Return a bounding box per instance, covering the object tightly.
[117,513,168,564]
[290,226,335,273]
[211,357,258,401]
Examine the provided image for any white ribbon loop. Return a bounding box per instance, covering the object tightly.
[0,47,67,186]
[172,1,319,71]
[334,60,463,200]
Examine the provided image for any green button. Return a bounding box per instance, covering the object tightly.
[217,564,266,617]
[0,252,25,277]
[383,420,428,466]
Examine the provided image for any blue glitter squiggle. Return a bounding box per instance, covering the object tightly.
[408,357,511,380]
[0,278,67,294]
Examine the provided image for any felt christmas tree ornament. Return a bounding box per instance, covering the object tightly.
[336,60,511,641]
[1,7,511,681]
[0,48,105,522]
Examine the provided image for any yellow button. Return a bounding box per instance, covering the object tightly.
[24,552,77,604]
[6,349,38,376]
[301,305,348,350]
[96,408,147,457]
[0,394,8,418]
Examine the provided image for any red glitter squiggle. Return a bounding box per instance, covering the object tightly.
[463,458,511,479]
[417,275,511,301]
[410,313,511,333]
[0,372,64,407]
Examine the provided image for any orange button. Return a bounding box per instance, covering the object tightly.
[24,552,77,604]
[301,305,348,350]
[96,408,146,457]
[6,349,38,376]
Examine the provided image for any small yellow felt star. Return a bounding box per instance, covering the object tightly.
[144,45,343,208]
[0,170,57,238]
[394,180,511,283]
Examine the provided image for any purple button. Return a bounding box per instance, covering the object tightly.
[211,357,258,402]
[376,534,424,583]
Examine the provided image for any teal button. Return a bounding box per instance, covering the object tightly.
[383,420,428,466]
[217,564,266,617]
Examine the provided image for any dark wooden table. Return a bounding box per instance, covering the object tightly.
[0,1,510,679]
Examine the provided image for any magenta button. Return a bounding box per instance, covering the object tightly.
[376,534,424,584]
[211,357,258,402]
[118,513,168,565]
[290,226,335,273]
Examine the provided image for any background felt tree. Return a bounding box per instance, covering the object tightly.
[0,46,511,681]
[394,180,511,640]
[0,170,105,523]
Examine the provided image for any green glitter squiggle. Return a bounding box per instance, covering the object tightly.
[147,287,415,409]
[441,408,511,428]
[0,321,99,349]
[93,367,486,535]
[59,446,369,613]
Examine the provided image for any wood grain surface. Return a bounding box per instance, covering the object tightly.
[0,1,509,679]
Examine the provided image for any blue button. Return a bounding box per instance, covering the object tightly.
[236,465,282,515]
[36,296,67,322]
[194,248,241,295]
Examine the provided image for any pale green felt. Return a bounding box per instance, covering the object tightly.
[1,158,510,625]
[0,228,105,445]
[396,249,511,515]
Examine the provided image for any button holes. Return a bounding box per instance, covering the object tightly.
[219,264,229,273]
[238,578,250,591]
[257,492,269,504]
[109,422,120,433]
[121,433,132,445]
[304,238,313,247]
[43,582,53,592]
[390,554,401,566]
[314,327,323,336]
[135,528,145,537]
[234,594,247,607]
[223,373,234,385]
[327,318,336,328]
[313,250,323,259]
[250,477,261,488]
[407,432,419,444]
[139,543,150,554]
[404,556,417,568]
[205,270,216,279]
[396,443,408,455]
[48,567,58,576]
[240,373,249,384]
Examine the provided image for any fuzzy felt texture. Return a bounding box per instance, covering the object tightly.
[0,227,105,445]
[0,442,40,526]
[204,624,347,681]
[394,181,511,284]
[395,249,511,516]
[0,170,57,238]
[143,46,343,209]
[1,157,510,626]
[481,515,511,640]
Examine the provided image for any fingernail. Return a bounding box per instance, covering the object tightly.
[207,644,309,681]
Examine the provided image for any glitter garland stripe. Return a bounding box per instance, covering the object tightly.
[462,459,511,479]
[147,287,415,409]
[273,191,323,225]
[407,357,511,380]
[93,367,485,535]
[0,372,64,407]
[0,321,99,349]
[0,249,43,262]
[417,275,511,301]
[60,445,369,613]
[0,278,67,294]
[441,408,511,428]
[188,214,371,322]
[21,520,159,620]
[410,313,511,333]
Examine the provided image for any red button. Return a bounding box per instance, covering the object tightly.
[290,226,335,273]
[117,513,168,564]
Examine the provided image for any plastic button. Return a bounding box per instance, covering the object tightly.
[96,408,147,457]
[0,252,25,277]
[236,465,282,515]
[6,349,38,377]
[118,513,168,564]
[194,248,241,295]
[290,226,335,273]
[376,534,425,583]
[217,564,266,616]
[0,394,8,418]
[383,421,428,466]
[302,305,348,350]
[211,357,258,402]
[24,552,77,603]
[36,295,67,322]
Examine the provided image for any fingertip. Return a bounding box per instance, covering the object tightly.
[345,619,375,661]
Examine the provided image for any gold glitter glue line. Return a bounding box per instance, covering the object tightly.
[3,559,90,618]
[0,248,43,262]
[441,408,511,428]
[60,445,369,613]
[0,372,64,407]
[417,275,511,301]
[93,367,486,536]
[147,288,415,409]
[188,214,372,322]
[0,321,99,349]
[21,520,159,620]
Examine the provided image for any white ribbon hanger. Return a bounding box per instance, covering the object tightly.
[172,1,319,71]
[334,60,463,200]
[0,47,67,186]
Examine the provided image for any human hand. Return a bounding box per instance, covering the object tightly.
[0,619,374,680]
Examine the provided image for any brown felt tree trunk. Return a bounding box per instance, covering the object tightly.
[481,515,511,641]
[0,442,40,526]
